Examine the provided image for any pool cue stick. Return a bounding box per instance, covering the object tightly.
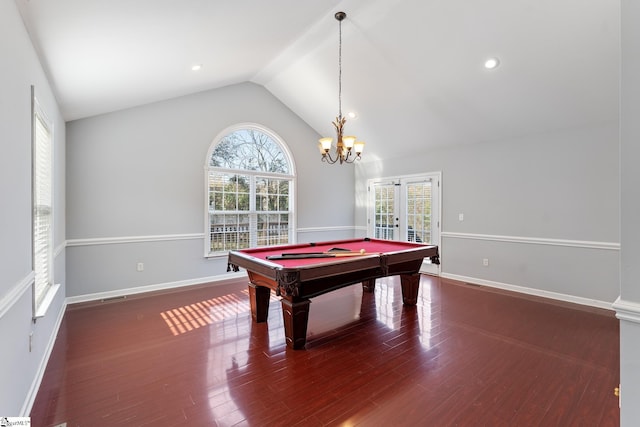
[282,249,367,257]
[329,249,369,257]
[266,249,370,260]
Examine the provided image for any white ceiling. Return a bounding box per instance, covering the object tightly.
[16,0,619,160]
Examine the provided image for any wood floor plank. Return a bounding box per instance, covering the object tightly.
[30,276,619,426]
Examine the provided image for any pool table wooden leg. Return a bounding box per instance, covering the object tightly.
[280,298,310,350]
[248,283,271,323]
[400,273,420,305]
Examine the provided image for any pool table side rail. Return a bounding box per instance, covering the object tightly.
[227,243,438,282]
[227,244,439,299]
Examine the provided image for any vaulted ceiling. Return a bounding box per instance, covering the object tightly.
[16,0,619,160]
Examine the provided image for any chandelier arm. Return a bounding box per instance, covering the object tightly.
[321,147,358,164]
[322,152,340,164]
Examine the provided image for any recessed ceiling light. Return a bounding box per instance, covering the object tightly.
[484,57,500,70]
[347,111,358,119]
[191,64,202,71]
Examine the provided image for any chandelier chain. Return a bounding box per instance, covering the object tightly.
[338,15,342,119]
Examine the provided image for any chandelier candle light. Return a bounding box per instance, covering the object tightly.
[318,11,365,164]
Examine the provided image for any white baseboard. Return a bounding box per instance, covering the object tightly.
[21,297,67,417]
[66,270,617,311]
[65,272,248,305]
[440,273,614,311]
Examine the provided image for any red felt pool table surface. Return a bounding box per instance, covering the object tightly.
[236,238,429,267]
[227,238,439,349]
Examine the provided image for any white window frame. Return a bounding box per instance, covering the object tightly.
[204,123,296,257]
[32,88,56,319]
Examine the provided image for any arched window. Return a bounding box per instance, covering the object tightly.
[205,124,295,255]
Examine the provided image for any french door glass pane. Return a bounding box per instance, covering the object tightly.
[406,181,432,244]
[374,184,395,240]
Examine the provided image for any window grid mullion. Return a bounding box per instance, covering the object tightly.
[249,175,257,248]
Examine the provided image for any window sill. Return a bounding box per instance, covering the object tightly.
[33,283,61,321]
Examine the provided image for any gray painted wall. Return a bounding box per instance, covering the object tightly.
[355,123,620,305]
[619,0,640,424]
[66,82,355,297]
[0,0,66,415]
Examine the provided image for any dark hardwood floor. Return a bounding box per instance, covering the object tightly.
[30,275,619,426]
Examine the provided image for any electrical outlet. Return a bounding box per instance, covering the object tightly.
[458,213,464,221]
[483,258,489,267]
[137,262,144,272]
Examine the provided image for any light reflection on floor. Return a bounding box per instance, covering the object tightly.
[306,284,363,338]
[373,277,399,330]
[160,278,436,351]
[160,293,250,336]
[417,279,434,349]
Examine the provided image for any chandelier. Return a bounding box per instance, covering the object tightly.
[318,11,365,164]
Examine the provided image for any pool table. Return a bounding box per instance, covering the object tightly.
[227,237,439,349]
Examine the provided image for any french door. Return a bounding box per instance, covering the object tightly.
[368,173,441,275]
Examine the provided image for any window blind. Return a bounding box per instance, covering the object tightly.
[33,99,53,310]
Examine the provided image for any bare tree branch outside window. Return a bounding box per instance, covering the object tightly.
[210,129,289,174]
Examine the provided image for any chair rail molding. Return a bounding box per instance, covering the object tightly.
[613,297,640,323]
[441,232,619,251]
[66,233,205,247]
[0,271,34,319]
